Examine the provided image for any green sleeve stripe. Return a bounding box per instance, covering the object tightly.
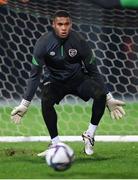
[32,57,39,66]
[60,45,64,56]
[120,0,138,8]
[89,56,96,64]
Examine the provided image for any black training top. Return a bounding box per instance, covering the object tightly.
[24,30,98,101]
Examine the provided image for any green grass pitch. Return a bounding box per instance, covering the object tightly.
[0,102,138,178]
[0,142,138,179]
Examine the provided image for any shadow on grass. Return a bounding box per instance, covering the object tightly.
[75,153,117,163]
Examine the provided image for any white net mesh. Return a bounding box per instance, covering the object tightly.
[0,0,138,139]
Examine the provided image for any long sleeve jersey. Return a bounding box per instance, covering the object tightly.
[23,31,98,101]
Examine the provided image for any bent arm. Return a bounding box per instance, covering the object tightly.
[80,39,109,94]
[23,34,48,101]
[23,62,42,101]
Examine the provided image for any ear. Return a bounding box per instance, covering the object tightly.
[69,20,72,28]
[52,21,55,28]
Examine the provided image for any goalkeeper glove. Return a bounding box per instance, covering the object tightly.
[106,92,126,120]
[11,99,30,124]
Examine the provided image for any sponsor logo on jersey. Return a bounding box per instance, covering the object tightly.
[49,51,55,56]
[68,49,77,57]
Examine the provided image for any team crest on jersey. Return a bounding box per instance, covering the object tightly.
[68,49,77,57]
[49,51,55,56]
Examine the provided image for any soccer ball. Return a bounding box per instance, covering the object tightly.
[45,142,75,171]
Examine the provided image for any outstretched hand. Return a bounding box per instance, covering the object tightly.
[106,93,126,120]
[10,99,30,124]
[11,104,28,124]
[11,113,23,124]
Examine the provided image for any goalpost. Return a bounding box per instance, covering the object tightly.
[0,0,138,142]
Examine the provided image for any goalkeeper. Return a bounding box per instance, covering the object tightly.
[11,10,125,156]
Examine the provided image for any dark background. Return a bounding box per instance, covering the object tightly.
[0,0,138,101]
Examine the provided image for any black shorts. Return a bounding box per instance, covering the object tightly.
[41,72,108,105]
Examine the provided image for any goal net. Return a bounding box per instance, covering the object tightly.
[0,0,138,142]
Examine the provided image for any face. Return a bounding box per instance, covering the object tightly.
[52,17,72,38]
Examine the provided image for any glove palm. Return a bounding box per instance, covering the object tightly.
[106,93,126,120]
[11,99,30,124]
